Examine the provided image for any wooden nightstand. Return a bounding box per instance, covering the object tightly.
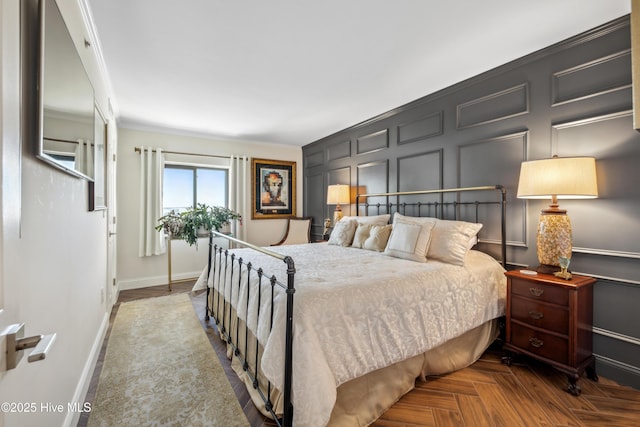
[502,270,598,395]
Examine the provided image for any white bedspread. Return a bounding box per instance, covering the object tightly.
[195,243,506,427]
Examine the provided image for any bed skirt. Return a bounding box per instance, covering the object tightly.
[214,283,499,427]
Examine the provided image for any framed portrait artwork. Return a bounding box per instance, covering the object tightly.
[251,158,296,219]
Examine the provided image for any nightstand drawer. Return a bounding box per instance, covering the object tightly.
[511,323,568,364]
[511,296,569,334]
[511,278,569,306]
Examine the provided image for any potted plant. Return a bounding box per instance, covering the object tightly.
[156,210,184,237]
[156,204,242,246]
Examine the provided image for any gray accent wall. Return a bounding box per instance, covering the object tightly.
[302,16,640,389]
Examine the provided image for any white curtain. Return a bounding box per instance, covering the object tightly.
[138,147,166,256]
[75,139,94,177]
[229,155,248,241]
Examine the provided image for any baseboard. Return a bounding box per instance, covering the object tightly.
[595,354,640,390]
[592,326,640,390]
[118,271,202,290]
[63,311,109,427]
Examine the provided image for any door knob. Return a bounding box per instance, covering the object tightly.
[3,323,56,370]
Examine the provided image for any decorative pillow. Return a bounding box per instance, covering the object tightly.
[340,214,390,226]
[427,219,483,266]
[363,224,392,252]
[351,223,373,248]
[328,219,358,247]
[384,214,436,262]
[467,235,478,250]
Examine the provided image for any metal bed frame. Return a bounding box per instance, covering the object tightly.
[204,185,507,427]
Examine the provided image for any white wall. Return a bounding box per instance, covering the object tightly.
[0,0,115,426]
[116,127,303,289]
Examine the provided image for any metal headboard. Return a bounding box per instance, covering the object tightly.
[355,185,507,266]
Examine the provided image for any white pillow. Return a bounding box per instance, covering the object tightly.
[384,214,436,262]
[428,219,483,266]
[352,223,392,251]
[340,214,390,226]
[467,235,478,250]
[351,223,373,248]
[363,225,392,252]
[328,219,358,247]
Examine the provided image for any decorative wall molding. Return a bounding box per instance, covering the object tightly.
[356,129,388,155]
[458,131,528,247]
[552,110,640,261]
[574,246,640,259]
[593,327,640,347]
[304,150,324,168]
[397,149,443,190]
[303,170,324,237]
[397,111,443,145]
[552,108,631,131]
[356,160,389,213]
[552,49,632,106]
[572,271,640,286]
[456,83,529,129]
[327,139,351,161]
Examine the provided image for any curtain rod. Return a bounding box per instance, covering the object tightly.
[134,146,248,160]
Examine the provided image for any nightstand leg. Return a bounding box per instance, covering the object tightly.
[501,352,513,366]
[567,375,582,396]
[586,358,599,382]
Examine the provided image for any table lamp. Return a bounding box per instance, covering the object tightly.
[327,184,350,224]
[517,156,598,273]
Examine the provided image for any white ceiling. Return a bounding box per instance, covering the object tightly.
[86,0,630,147]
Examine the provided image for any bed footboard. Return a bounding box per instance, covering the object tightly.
[205,232,295,427]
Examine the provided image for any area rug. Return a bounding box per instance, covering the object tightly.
[88,293,250,427]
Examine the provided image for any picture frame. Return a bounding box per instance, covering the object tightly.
[251,158,296,219]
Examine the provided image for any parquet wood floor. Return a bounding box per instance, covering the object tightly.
[81,283,640,427]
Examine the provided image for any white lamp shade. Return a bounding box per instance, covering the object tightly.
[327,184,350,205]
[517,156,598,269]
[517,157,598,199]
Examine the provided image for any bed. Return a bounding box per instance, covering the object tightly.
[194,186,508,427]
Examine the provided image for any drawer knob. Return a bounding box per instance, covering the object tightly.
[529,287,544,297]
[529,311,544,320]
[529,337,544,348]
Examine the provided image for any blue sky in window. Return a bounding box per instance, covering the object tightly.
[197,168,226,206]
[163,167,226,214]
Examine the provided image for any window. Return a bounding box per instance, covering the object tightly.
[163,165,228,214]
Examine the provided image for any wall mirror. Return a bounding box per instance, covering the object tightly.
[89,107,107,210]
[37,0,95,180]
